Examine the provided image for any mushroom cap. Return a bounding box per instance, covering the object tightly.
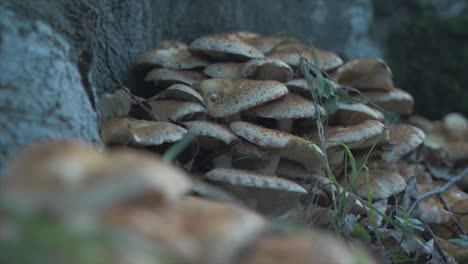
[146,99,207,121]
[408,115,434,133]
[157,40,188,50]
[285,78,341,99]
[244,93,323,120]
[443,112,468,140]
[189,33,264,61]
[266,42,343,71]
[333,103,385,126]
[306,120,388,150]
[196,79,288,118]
[343,167,406,200]
[144,68,205,87]
[0,140,191,215]
[138,47,209,70]
[184,121,238,145]
[205,168,307,193]
[334,58,394,91]
[101,117,187,146]
[417,184,453,224]
[362,88,414,114]
[230,121,324,170]
[203,62,245,79]
[242,35,291,53]
[382,124,425,161]
[242,58,294,82]
[98,89,135,121]
[152,84,205,105]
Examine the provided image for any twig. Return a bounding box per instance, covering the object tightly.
[438,194,466,235]
[97,43,159,121]
[408,168,468,215]
[424,225,451,264]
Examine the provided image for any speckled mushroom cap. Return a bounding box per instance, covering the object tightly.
[146,99,207,121]
[138,47,209,70]
[442,112,468,140]
[184,121,238,145]
[152,84,205,105]
[196,79,288,118]
[189,33,264,61]
[242,35,291,53]
[242,58,294,82]
[332,103,385,126]
[98,89,134,121]
[205,168,307,193]
[333,58,394,91]
[362,88,414,114]
[230,121,323,170]
[101,117,187,146]
[157,40,188,50]
[381,124,425,161]
[285,78,341,99]
[244,93,323,120]
[342,167,406,200]
[0,140,192,214]
[305,120,388,150]
[144,68,206,87]
[203,62,245,79]
[266,41,343,71]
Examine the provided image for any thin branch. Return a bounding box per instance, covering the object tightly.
[408,168,468,215]
[438,194,466,235]
[97,43,159,121]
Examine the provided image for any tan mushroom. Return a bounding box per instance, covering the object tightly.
[244,93,323,132]
[189,33,264,61]
[239,35,290,53]
[196,79,288,118]
[157,40,188,50]
[138,47,209,70]
[151,84,205,105]
[101,117,187,146]
[242,58,294,82]
[0,140,191,215]
[381,124,425,161]
[333,57,394,91]
[144,68,205,89]
[266,41,343,71]
[203,62,245,79]
[332,103,385,126]
[442,112,468,141]
[184,121,238,168]
[98,89,139,121]
[361,88,414,114]
[146,99,207,122]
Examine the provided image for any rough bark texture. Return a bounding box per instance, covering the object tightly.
[0,0,378,171]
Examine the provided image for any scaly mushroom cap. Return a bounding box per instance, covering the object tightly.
[342,167,406,200]
[416,184,453,224]
[0,140,191,215]
[205,168,307,193]
[157,40,188,50]
[189,33,264,61]
[266,41,343,71]
[101,117,187,146]
[245,93,322,120]
[333,103,385,126]
[305,120,388,150]
[203,62,245,79]
[443,112,468,141]
[152,84,205,105]
[242,58,294,82]
[362,88,414,114]
[138,47,209,70]
[146,99,207,122]
[184,121,238,146]
[144,68,205,87]
[196,79,288,118]
[334,58,394,91]
[382,124,425,161]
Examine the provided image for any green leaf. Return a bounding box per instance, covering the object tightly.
[162,133,194,162]
[351,223,372,243]
[448,234,468,247]
[324,97,339,114]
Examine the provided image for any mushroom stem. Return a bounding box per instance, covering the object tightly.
[212,153,232,168]
[259,154,281,175]
[277,119,293,133]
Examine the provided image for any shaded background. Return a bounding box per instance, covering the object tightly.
[0,0,467,169]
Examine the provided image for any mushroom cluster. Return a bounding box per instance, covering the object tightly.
[100,31,428,220]
[0,140,376,264]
